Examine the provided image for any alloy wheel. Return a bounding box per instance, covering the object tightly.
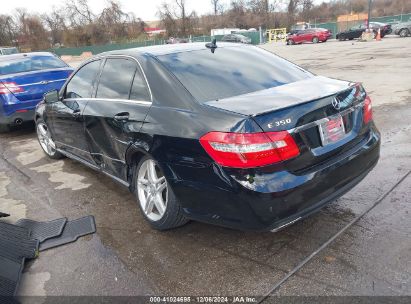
[137,159,168,222]
[400,29,409,37]
[37,122,57,156]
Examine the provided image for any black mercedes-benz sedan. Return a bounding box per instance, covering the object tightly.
[35,42,380,231]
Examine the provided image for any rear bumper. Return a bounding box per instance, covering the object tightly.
[319,35,330,41]
[0,108,35,125]
[0,106,36,126]
[169,125,380,231]
[0,98,39,125]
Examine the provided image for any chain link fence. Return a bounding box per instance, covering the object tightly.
[48,13,411,56]
[48,32,263,56]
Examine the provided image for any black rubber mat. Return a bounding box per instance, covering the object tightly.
[0,237,39,262]
[0,222,30,240]
[16,218,67,243]
[0,212,9,218]
[0,256,24,296]
[0,222,38,297]
[40,216,96,251]
[0,222,38,262]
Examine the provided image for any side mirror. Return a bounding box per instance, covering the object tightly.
[44,90,59,104]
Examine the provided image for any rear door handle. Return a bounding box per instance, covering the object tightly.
[114,112,129,121]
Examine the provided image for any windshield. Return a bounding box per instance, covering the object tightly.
[0,55,67,75]
[1,48,18,55]
[157,46,312,102]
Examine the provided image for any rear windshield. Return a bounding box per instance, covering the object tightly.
[157,46,312,102]
[0,55,67,75]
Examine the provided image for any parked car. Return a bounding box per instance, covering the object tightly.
[336,22,391,41]
[221,34,252,44]
[0,52,73,132]
[392,21,411,37]
[166,37,189,44]
[0,47,19,55]
[35,43,380,231]
[286,28,331,45]
[370,22,392,35]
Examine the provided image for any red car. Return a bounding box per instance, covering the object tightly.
[287,28,332,45]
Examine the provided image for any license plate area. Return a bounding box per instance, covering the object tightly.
[318,116,346,146]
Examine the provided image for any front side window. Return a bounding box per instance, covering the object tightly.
[65,60,101,99]
[96,58,137,100]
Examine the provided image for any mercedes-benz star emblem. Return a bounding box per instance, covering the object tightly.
[332,97,341,110]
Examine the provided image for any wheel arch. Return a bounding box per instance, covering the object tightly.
[125,141,152,191]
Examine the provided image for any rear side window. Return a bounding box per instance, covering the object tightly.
[158,46,312,102]
[130,68,150,101]
[96,58,136,99]
[65,60,101,99]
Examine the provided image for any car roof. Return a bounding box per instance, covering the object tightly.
[0,52,55,62]
[100,42,246,57]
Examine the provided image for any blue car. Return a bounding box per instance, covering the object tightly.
[0,52,73,131]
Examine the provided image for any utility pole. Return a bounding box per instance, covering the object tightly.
[367,0,372,29]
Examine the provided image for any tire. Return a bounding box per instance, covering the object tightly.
[133,155,188,230]
[348,37,354,40]
[287,39,295,45]
[312,37,319,43]
[0,124,10,133]
[399,28,410,38]
[36,119,64,159]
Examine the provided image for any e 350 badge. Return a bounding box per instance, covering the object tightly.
[268,118,292,129]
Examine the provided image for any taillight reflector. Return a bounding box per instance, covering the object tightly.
[363,96,373,124]
[0,82,24,95]
[199,131,300,168]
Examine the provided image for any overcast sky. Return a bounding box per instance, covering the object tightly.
[3,0,326,21]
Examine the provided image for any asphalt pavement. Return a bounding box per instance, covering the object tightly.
[0,36,410,299]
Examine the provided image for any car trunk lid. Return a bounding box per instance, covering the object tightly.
[205,76,353,118]
[0,68,72,102]
[205,76,369,171]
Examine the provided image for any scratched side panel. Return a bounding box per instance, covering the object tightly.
[83,99,151,179]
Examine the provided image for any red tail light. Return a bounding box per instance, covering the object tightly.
[0,82,24,95]
[199,131,300,168]
[363,95,373,124]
